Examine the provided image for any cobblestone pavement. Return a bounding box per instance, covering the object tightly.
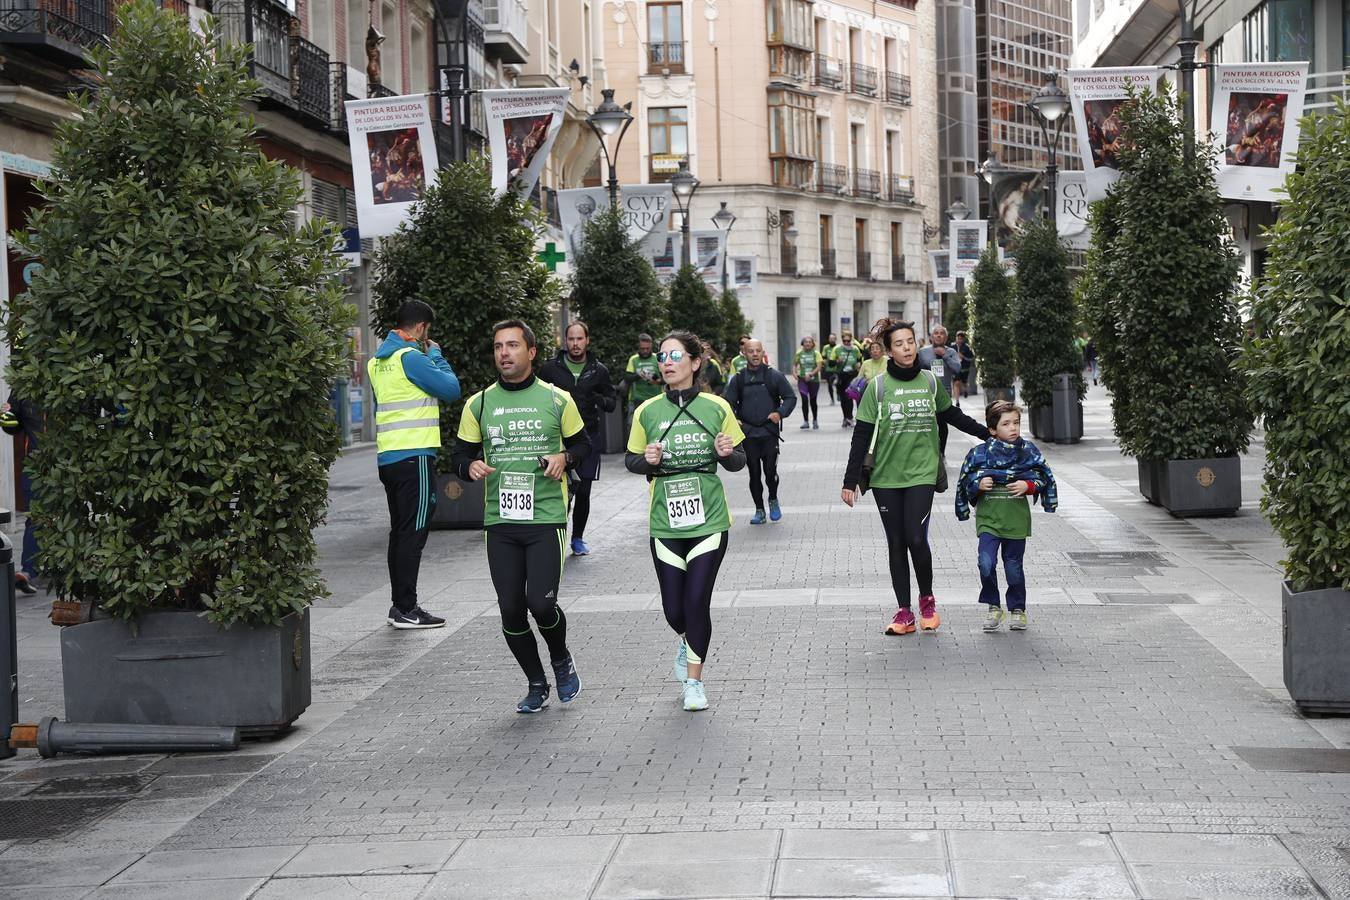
[3,387,1350,899]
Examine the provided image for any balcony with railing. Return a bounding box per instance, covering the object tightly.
[821,247,837,277]
[816,162,848,194]
[214,0,294,106]
[887,173,915,203]
[647,40,685,74]
[293,34,330,126]
[0,0,112,64]
[856,249,872,279]
[367,82,398,99]
[482,0,527,64]
[891,255,905,281]
[849,62,878,96]
[814,54,844,90]
[329,61,349,135]
[885,71,912,105]
[781,243,797,276]
[853,168,881,198]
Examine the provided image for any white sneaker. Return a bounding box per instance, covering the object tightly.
[683,678,708,711]
[983,606,1005,632]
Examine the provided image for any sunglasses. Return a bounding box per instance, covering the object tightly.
[656,349,687,363]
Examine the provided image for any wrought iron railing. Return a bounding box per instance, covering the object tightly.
[368,82,398,98]
[293,34,329,124]
[856,249,872,279]
[647,40,685,73]
[821,247,837,277]
[0,0,111,57]
[853,168,881,198]
[891,255,905,281]
[329,60,348,134]
[214,0,292,104]
[814,54,844,89]
[849,62,877,95]
[887,173,915,203]
[886,71,912,104]
[816,162,848,194]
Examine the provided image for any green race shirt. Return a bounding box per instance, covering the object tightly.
[627,392,746,539]
[795,349,823,379]
[976,487,1033,539]
[457,380,584,527]
[834,344,863,373]
[823,344,839,371]
[627,353,662,405]
[730,354,748,373]
[565,356,586,378]
[856,370,951,488]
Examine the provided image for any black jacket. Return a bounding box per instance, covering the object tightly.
[723,364,797,440]
[536,350,618,436]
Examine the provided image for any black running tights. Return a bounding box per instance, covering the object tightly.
[650,531,729,663]
[871,485,936,610]
[800,380,819,423]
[571,479,593,541]
[486,525,570,682]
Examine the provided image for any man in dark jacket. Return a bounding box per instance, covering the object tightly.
[723,339,796,524]
[2,395,43,594]
[537,320,617,556]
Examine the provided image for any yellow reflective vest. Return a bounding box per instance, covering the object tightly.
[367,347,440,452]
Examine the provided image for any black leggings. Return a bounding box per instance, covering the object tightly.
[744,436,779,509]
[650,531,729,663]
[825,372,837,402]
[486,525,570,682]
[840,372,858,420]
[799,380,819,423]
[571,479,593,540]
[871,486,936,609]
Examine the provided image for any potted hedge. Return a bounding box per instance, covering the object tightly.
[6,0,353,735]
[1093,85,1251,514]
[966,244,1016,403]
[370,157,558,525]
[1240,99,1350,715]
[1011,216,1084,443]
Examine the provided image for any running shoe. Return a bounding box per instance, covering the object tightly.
[918,594,941,631]
[553,656,581,702]
[884,608,917,635]
[570,538,590,556]
[983,606,1006,632]
[674,639,688,683]
[387,606,446,629]
[683,678,708,711]
[800,421,811,430]
[1009,609,1029,631]
[750,508,767,525]
[812,421,819,430]
[516,680,551,713]
[769,500,782,522]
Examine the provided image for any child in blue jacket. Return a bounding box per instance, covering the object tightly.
[955,400,1057,631]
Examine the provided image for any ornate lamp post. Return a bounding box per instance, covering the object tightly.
[586,89,633,209]
[711,201,737,291]
[670,159,700,266]
[1026,72,1071,225]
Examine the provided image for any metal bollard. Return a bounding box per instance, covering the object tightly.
[0,509,16,761]
[9,717,240,758]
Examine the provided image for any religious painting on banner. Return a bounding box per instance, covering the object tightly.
[691,230,726,286]
[730,256,757,300]
[929,250,955,294]
[345,94,438,237]
[989,169,1043,247]
[1066,67,1164,201]
[482,88,570,198]
[949,220,987,278]
[1210,62,1309,202]
[557,187,608,266]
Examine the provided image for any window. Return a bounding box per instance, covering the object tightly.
[769,88,816,187]
[648,107,689,181]
[1243,2,1269,62]
[820,214,833,251]
[410,23,429,93]
[767,0,813,49]
[648,2,685,73]
[849,122,864,170]
[381,1,402,92]
[346,0,366,69]
[1269,0,1312,61]
[855,218,867,254]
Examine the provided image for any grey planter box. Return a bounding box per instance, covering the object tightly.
[430,472,485,529]
[61,608,310,739]
[1156,456,1241,517]
[1283,581,1350,716]
[1138,459,1161,505]
[1028,401,1083,445]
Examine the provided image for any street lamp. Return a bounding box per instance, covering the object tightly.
[978,154,1006,243]
[945,199,971,222]
[586,88,633,209]
[670,159,700,266]
[1026,71,1070,225]
[711,201,737,292]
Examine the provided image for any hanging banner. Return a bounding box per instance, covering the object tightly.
[929,250,955,293]
[1067,66,1165,201]
[1057,171,1091,250]
[730,256,757,300]
[620,185,674,243]
[344,94,438,238]
[949,220,987,279]
[691,230,726,283]
[644,231,683,284]
[989,169,1043,247]
[557,187,608,265]
[482,87,570,198]
[1211,62,1309,202]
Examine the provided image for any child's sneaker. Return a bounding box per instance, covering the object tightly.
[884,608,917,635]
[983,606,1005,632]
[918,594,941,631]
[1009,609,1029,631]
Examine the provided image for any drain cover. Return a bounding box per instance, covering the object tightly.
[1098,592,1196,605]
[0,797,127,840]
[1069,551,1172,568]
[1234,747,1350,773]
[28,774,159,797]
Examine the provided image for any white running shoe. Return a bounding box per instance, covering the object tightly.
[683,678,708,711]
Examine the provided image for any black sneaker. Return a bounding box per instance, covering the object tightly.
[553,656,580,703]
[517,680,550,713]
[386,606,446,629]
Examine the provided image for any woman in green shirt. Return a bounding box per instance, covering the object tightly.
[840,319,987,636]
[626,331,747,711]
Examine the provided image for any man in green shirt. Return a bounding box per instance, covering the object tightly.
[822,333,840,405]
[623,333,662,418]
[454,320,592,714]
[833,330,864,427]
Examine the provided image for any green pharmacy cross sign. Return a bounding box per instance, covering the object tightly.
[537,242,566,272]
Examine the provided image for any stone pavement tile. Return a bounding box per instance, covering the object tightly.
[444,834,617,869]
[947,830,1116,862]
[952,860,1136,898]
[735,589,819,607]
[276,839,460,876]
[1277,835,1350,899]
[817,589,884,606]
[1113,832,1296,865]
[3,889,92,900]
[779,829,946,859]
[566,594,657,612]
[87,878,265,899]
[421,865,597,899]
[613,829,780,863]
[0,853,138,888]
[110,845,302,883]
[251,874,434,898]
[594,859,773,899]
[1128,863,1321,899]
[771,858,952,897]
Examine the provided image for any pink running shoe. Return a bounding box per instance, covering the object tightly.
[885,608,917,635]
[918,595,941,631]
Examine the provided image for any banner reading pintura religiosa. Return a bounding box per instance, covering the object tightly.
[1210,62,1309,202]
[1066,66,1164,202]
[344,94,438,238]
[483,87,570,199]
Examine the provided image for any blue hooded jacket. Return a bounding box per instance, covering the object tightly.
[370,332,461,466]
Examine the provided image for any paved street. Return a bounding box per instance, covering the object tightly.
[3,387,1350,899]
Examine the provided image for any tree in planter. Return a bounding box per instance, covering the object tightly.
[569,207,668,378]
[966,245,1016,394]
[370,157,559,470]
[1078,190,1125,409]
[717,289,753,359]
[667,264,722,343]
[1240,100,1350,593]
[8,0,352,626]
[1011,216,1084,413]
[1105,85,1252,464]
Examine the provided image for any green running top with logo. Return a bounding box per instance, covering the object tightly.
[833,344,863,373]
[795,349,823,379]
[856,370,951,488]
[626,353,662,405]
[976,487,1033,539]
[458,380,584,527]
[628,392,746,539]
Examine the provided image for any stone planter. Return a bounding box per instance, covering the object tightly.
[430,472,485,529]
[1156,456,1241,517]
[60,608,310,739]
[1283,581,1350,716]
